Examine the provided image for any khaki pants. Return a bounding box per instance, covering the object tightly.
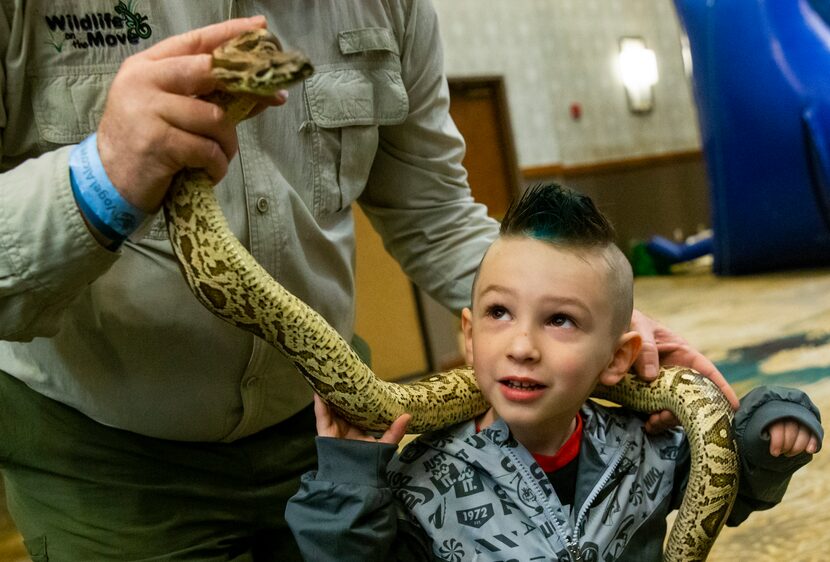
[0,372,317,561]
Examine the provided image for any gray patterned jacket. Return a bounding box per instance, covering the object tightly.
[287,386,822,561]
[389,401,686,561]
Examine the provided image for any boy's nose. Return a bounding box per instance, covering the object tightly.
[507,329,540,363]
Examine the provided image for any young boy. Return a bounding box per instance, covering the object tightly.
[286,184,823,561]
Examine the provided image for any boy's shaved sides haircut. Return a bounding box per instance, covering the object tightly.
[500,183,616,245]
[499,183,634,335]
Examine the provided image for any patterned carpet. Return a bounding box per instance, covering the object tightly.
[1,267,828,560]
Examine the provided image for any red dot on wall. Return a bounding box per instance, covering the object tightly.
[570,103,582,120]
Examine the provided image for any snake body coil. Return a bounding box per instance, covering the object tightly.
[164,29,738,561]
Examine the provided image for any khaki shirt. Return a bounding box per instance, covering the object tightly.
[0,0,497,441]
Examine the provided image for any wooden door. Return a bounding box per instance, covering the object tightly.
[448,76,521,218]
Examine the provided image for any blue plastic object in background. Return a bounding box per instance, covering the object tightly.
[646,234,713,264]
[674,0,830,274]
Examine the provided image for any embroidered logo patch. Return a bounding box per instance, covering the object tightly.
[42,1,152,52]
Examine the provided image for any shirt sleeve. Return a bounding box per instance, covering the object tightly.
[0,147,119,341]
[358,0,499,313]
[286,437,435,562]
[727,385,823,525]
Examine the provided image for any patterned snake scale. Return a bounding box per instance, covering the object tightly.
[163,29,738,561]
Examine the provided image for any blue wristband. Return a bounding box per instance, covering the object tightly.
[69,133,148,248]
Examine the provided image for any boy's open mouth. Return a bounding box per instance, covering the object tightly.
[500,378,546,391]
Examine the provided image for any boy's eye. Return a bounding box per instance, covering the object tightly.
[485,305,510,321]
[547,314,575,328]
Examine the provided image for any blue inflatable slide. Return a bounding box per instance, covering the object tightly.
[675,0,830,274]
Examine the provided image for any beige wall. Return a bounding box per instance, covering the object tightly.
[433,0,701,167]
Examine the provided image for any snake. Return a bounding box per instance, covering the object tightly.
[162,29,739,561]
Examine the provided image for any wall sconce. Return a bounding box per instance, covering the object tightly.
[618,37,659,114]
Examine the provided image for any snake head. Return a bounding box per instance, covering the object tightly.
[211,28,314,96]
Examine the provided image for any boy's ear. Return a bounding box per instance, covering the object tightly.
[461,307,474,365]
[598,331,642,386]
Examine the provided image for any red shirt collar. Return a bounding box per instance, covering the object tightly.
[531,414,583,473]
[476,414,583,473]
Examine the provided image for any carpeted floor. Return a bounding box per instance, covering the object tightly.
[1,266,828,560]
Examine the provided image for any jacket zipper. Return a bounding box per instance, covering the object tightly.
[503,433,632,561]
[574,439,632,536]
[507,448,582,561]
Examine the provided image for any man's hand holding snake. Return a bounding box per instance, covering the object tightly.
[95,17,286,216]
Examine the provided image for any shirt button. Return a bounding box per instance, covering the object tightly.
[255,197,269,213]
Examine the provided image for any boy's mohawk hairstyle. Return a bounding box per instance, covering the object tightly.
[500,183,616,246]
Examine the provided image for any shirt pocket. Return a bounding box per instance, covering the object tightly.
[303,28,409,218]
[31,69,116,148]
